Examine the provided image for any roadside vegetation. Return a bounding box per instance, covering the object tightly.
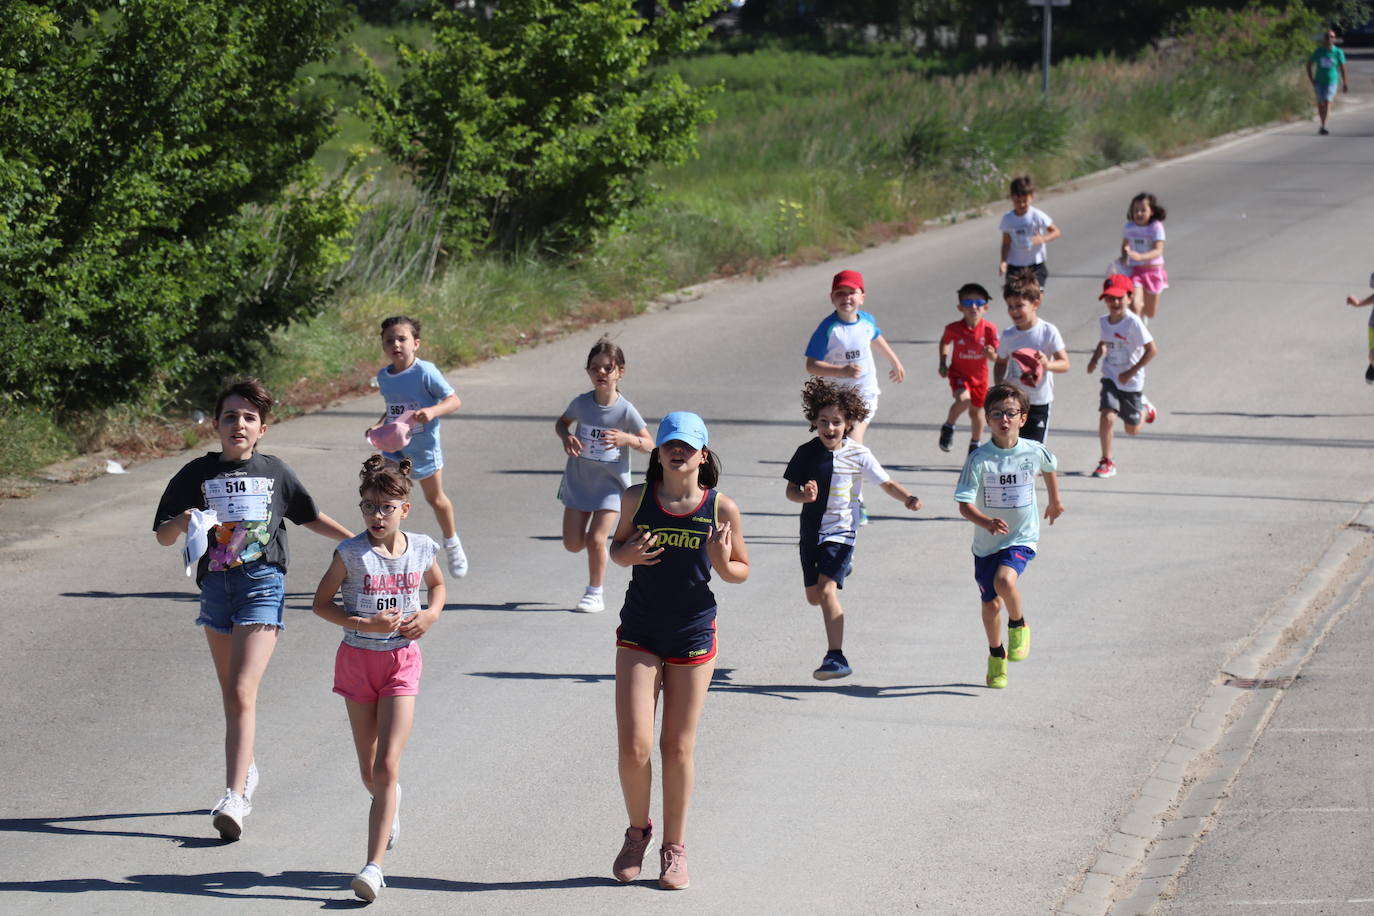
[0,1,1338,481]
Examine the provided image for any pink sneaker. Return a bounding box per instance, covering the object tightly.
[659,843,690,890]
[612,821,652,882]
[1092,458,1117,479]
[1144,402,1157,424]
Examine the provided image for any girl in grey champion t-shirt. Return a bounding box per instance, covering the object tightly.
[311,455,446,902]
[554,338,652,614]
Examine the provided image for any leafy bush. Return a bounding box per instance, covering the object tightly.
[354,0,725,258]
[1178,2,1322,69]
[0,1,361,413]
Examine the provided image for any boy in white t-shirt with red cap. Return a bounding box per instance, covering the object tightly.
[803,268,906,446]
[804,268,906,524]
[1087,274,1159,479]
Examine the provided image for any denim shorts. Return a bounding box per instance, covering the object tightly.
[197,561,286,633]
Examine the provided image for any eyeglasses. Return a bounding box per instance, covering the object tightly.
[587,364,618,374]
[959,298,988,308]
[359,500,405,517]
[986,409,1023,420]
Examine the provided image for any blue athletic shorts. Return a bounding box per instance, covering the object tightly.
[383,429,443,480]
[197,561,286,633]
[800,539,853,589]
[973,546,1036,604]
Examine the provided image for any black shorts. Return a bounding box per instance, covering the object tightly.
[616,615,717,666]
[1021,402,1051,443]
[1099,378,1143,426]
[800,539,853,589]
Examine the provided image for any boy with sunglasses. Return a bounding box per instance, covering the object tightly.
[938,282,1000,454]
[954,384,1064,689]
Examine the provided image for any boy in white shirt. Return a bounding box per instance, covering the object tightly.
[993,275,1070,443]
[998,175,1061,290]
[1086,274,1159,479]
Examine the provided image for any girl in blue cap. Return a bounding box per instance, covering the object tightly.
[607,411,750,891]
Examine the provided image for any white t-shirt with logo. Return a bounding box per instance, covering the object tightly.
[1098,311,1153,392]
[997,320,1065,406]
[1000,206,1055,266]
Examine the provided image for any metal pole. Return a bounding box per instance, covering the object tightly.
[1041,0,1051,98]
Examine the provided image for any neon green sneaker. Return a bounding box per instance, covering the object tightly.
[986,655,1008,689]
[1008,624,1030,662]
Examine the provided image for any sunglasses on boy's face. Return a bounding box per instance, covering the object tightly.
[959,298,988,308]
[986,408,1023,421]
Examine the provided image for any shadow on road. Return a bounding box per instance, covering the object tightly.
[0,810,222,847]
[0,869,349,903]
[468,668,981,700]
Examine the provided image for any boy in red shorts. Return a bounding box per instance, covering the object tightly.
[938,283,1000,454]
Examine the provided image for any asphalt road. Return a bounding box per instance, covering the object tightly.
[3,77,1374,915]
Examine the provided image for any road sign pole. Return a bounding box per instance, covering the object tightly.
[1042,0,1051,98]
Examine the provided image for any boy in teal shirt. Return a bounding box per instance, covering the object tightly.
[954,384,1064,688]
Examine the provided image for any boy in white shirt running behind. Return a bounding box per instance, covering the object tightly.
[998,175,1062,290]
[1087,274,1159,479]
[955,384,1064,689]
[993,275,1070,443]
[784,378,923,680]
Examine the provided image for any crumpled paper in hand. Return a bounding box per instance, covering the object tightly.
[184,508,219,577]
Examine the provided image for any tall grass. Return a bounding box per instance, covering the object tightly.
[3,37,1309,479]
[262,43,1304,397]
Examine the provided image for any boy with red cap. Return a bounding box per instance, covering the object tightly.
[804,269,906,524]
[1086,274,1158,479]
[804,269,906,447]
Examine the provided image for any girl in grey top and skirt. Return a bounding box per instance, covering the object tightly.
[554,338,652,613]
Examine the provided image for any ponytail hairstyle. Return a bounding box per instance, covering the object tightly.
[359,454,414,500]
[586,336,626,371]
[1127,191,1166,223]
[646,448,722,489]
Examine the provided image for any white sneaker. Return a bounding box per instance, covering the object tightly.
[212,791,250,841]
[352,863,385,902]
[575,591,604,613]
[387,784,401,850]
[244,762,258,803]
[446,539,468,578]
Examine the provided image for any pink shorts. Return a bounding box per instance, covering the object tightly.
[333,642,422,703]
[1131,265,1169,294]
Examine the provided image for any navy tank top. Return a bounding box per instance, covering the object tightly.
[621,485,719,622]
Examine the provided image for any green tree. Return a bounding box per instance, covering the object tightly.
[354,0,724,257]
[0,1,360,413]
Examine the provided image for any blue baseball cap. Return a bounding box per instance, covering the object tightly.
[655,411,709,450]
